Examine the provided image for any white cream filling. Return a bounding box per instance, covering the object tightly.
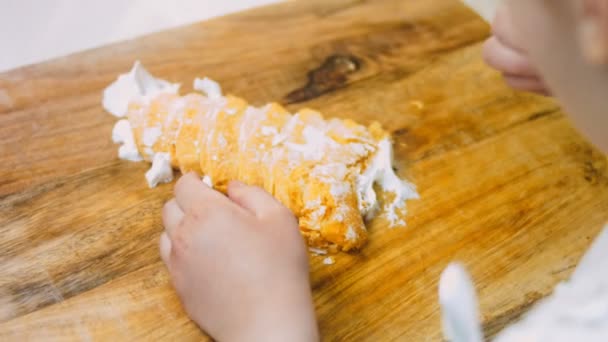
[102,61,180,117]
[308,247,327,255]
[356,138,419,224]
[111,119,143,162]
[345,226,358,241]
[144,147,154,158]
[261,126,279,136]
[284,142,325,161]
[272,114,299,147]
[202,175,213,187]
[194,77,222,99]
[142,126,162,147]
[323,257,335,265]
[145,152,173,188]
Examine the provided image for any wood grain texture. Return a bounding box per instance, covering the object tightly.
[1,0,607,340]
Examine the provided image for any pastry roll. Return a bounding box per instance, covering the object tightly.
[103,62,418,252]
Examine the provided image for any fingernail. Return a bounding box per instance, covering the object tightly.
[159,231,172,264]
[580,17,608,65]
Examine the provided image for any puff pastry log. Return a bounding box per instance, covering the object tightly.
[103,62,418,252]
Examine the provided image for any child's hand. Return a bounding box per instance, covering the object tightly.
[482,4,551,95]
[159,173,319,342]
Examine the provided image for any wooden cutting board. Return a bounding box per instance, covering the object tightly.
[1,0,607,340]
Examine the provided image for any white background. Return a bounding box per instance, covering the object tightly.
[0,0,281,72]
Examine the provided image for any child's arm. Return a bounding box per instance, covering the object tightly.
[160,173,319,341]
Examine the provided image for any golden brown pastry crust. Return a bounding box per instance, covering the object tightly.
[126,92,389,252]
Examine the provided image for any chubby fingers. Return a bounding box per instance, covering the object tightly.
[227,181,293,220]
[161,172,231,266]
[483,36,538,77]
[160,199,183,266]
[483,37,550,95]
[174,172,233,214]
[166,172,238,250]
[483,2,551,95]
